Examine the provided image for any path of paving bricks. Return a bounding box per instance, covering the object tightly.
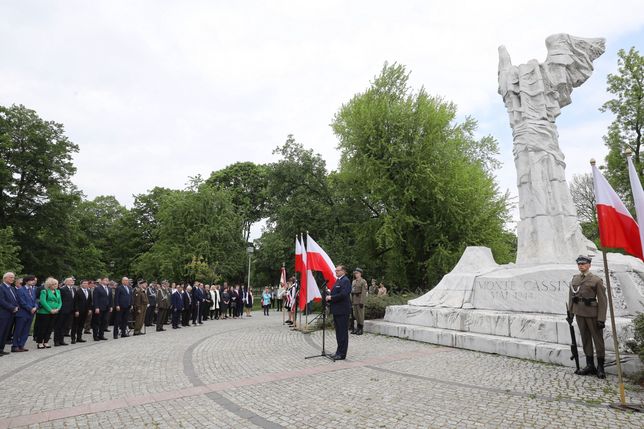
[0,311,642,428]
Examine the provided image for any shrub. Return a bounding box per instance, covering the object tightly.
[364,293,418,320]
[629,312,644,386]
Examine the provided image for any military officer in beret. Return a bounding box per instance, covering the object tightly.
[351,268,367,335]
[567,255,607,378]
[132,280,149,335]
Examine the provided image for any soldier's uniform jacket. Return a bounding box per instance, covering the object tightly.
[568,271,607,321]
[133,287,149,312]
[351,278,367,306]
[157,288,170,309]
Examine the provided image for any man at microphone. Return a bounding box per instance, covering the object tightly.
[326,265,352,360]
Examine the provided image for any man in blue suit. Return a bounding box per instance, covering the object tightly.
[171,285,184,329]
[326,265,352,360]
[0,272,19,356]
[13,275,37,352]
[192,283,204,325]
[92,277,112,341]
[113,277,133,339]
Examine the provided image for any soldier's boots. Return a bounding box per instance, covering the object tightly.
[578,355,597,376]
[355,324,363,335]
[596,357,606,379]
[350,320,356,334]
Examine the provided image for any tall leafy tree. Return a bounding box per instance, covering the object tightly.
[332,63,514,289]
[0,226,23,274]
[601,47,644,199]
[206,162,269,242]
[0,104,79,275]
[570,173,599,244]
[134,185,246,282]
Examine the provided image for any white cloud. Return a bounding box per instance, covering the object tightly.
[0,0,642,210]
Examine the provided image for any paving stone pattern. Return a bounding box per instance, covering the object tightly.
[0,311,642,428]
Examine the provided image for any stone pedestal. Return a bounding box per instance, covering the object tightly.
[366,246,644,374]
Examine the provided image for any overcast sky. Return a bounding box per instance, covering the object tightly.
[1,1,643,236]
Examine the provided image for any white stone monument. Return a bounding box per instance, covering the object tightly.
[365,34,644,374]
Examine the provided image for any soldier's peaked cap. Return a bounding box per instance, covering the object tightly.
[575,255,592,264]
[353,267,363,273]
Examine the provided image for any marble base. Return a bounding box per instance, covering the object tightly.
[365,306,643,375]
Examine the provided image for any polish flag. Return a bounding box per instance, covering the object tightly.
[305,234,336,288]
[627,156,644,260]
[295,236,304,274]
[295,236,307,302]
[592,162,643,260]
[299,239,321,310]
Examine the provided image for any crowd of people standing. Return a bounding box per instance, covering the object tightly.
[0,271,287,355]
[1,269,389,356]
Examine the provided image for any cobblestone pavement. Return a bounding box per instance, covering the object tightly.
[0,311,642,428]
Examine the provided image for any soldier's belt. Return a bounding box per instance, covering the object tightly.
[573,297,597,306]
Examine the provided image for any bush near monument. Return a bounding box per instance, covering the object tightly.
[364,293,418,320]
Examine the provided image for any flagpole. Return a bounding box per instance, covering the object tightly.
[601,249,626,405]
[281,262,286,324]
[304,233,309,332]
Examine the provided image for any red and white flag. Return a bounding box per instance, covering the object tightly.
[295,236,307,302]
[295,236,305,274]
[305,234,336,288]
[627,155,644,259]
[592,162,643,260]
[299,238,321,310]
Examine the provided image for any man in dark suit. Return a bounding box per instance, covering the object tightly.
[71,280,92,343]
[113,277,133,339]
[54,277,75,346]
[13,275,37,352]
[171,285,183,329]
[92,277,112,341]
[326,265,352,360]
[192,283,203,325]
[0,272,19,356]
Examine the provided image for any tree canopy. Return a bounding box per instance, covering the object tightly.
[1,62,517,291]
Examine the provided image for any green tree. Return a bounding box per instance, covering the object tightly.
[134,186,246,282]
[601,47,644,199]
[570,173,599,244]
[331,63,513,289]
[254,136,357,287]
[0,104,79,276]
[0,226,23,274]
[206,162,269,242]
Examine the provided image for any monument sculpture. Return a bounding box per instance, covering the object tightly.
[365,34,644,374]
[498,34,603,264]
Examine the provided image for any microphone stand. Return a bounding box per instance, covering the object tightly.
[304,282,334,362]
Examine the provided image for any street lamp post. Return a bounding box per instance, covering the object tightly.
[246,245,254,292]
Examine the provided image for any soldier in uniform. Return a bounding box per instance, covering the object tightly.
[132,280,149,335]
[156,281,170,331]
[351,268,367,335]
[567,255,607,378]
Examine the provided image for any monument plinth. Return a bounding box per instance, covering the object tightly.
[365,34,644,374]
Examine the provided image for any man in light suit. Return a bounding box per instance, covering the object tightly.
[13,275,37,352]
[92,277,112,341]
[0,272,19,356]
[113,277,133,338]
[326,265,352,360]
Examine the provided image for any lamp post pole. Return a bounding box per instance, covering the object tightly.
[246,245,254,292]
